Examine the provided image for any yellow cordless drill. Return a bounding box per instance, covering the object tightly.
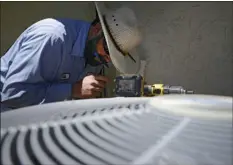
[114,74,194,97]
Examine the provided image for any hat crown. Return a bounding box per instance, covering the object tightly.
[105,7,142,53]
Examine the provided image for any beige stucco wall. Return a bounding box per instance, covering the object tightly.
[106,2,233,96]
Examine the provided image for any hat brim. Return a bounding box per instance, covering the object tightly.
[95,2,141,74]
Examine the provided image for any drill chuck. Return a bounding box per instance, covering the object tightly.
[163,85,194,94]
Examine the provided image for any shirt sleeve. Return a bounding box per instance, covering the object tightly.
[1,31,72,109]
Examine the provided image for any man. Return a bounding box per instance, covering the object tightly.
[0,2,142,111]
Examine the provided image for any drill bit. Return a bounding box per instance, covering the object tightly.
[163,85,194,94]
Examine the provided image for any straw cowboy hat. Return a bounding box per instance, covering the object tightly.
[95,2,142,74]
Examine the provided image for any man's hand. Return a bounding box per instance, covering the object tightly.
[72,75,109,99]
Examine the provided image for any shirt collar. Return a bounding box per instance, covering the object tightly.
[70,22,91,57]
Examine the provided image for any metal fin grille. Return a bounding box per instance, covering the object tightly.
[60,103,146,120]
[1,96,232,165]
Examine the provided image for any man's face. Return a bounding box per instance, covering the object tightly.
[96,38,111,63]
[88,22,111,64]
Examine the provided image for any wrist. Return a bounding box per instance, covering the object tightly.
[72,80,82,98]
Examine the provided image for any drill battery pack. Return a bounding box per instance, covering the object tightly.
[115,75,144,97]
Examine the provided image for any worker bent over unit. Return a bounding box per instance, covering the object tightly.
[0,2,142,111]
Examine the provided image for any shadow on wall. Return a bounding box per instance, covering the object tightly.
[106,1,233,96]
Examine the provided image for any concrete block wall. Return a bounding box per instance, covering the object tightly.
[106,2,233,96]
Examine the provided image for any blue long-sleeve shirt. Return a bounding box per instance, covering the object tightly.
[1,18,103,111]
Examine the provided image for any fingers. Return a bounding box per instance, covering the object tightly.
[92,86,103,92]
[92,80,105,88]
[94,75,109,83]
